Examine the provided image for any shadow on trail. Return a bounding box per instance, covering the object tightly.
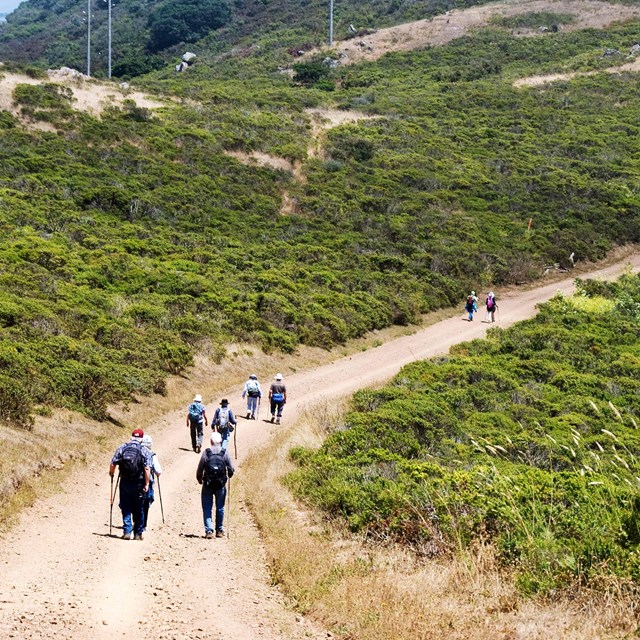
[177,447,194,452]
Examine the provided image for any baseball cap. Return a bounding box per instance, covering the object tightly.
[132,429,144,438]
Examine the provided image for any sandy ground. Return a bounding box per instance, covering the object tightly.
[514,56,640,87]
[307,0,640,65]
[0,252,638,639]
[0,67,164,130]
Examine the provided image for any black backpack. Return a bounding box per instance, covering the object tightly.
[204,448,228,489]
[119,441,145,480]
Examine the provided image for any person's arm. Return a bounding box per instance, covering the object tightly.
[230,410,237,425]
[153,455,162,477]
[242,382,247,399]
[283,385,287,403]
[225,451,235,478]
[196,452,206,484]
[202,407,208,427]
[144,466,150,492]
[186,412,190,428]
[109,462,117,477]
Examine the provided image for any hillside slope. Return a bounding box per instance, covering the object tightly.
[0,252,637,640]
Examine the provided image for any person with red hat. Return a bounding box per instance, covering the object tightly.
[109,428,152,540]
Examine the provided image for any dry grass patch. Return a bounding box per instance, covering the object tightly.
[242,400,640,639]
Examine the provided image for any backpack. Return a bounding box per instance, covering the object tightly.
[487,295,495,310]
[119,442,145,480]
[246,379,260,397]
[188,402,203,423]
[217,407,230,428]
[204,449,227,489]
[467,295,474,306]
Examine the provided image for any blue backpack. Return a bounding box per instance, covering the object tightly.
[188,402,203,424]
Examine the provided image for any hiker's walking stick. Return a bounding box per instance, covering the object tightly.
[258,397,261,421]
[227,477,231,539]
[157,476,165,524]
[233,423,238,460]
[110,473,120,536]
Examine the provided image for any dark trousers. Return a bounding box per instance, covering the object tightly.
[270,400,284,418]
[119,479,145,535]
[190,420,204,450]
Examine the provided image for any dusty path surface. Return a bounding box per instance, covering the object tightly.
[1,252,639,639]
[307,0,640,65]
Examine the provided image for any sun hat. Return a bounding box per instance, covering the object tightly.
[132,428,144,438]
[142,435,153,448]
[211,432,222,445]
[249,374,257,379]
[275,373,283,380]
[220,398,229,406]
[194,394,202,402]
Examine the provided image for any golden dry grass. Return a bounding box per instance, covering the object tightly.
[241,400,640,640]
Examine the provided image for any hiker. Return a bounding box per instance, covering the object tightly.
[465,291,478,321]
[109,429,151,541]
[196,431,235,539]
[212,399,237,452]
[241,373,262,420]
[186,393,208,454]
[268,373,287,424]
[485,291,498,323]
[141,435,162,532]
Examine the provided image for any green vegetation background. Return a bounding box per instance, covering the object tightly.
[288,275,640,594]
[0,11,638,430]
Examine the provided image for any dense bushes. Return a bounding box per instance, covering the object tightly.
[147,0,231,52]
[288,275,640,594]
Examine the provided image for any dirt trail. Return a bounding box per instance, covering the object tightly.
[514,56,640,87]
[1,252,639,639]
[307,0,640,66]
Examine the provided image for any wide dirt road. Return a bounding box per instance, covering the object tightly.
[1,254,638,639]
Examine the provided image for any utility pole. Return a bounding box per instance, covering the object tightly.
[86,0,91,77]
[107,0,111,78]
[329,0,333,46]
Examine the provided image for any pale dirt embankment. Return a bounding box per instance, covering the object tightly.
[0,250,639,639]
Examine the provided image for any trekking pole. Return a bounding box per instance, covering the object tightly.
[233,424,238,460]
[227,477,231,539]
[110,473,120,536]
[157,477,165,524]
[258,397,261,421]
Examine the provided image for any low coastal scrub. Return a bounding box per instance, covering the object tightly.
[288,274,640,595]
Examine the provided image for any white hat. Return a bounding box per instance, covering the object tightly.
[211,432,222,445]
[194,394,202,402]
[142,435,153,448]
[471,291,476,296]
[275,373,283,380]
[489,291,494,297]
[249,373,257,379]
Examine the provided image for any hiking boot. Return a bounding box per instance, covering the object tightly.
[195,445,201,454]
[275,418,281,425]
[205,531,214,539]
[251,414,256,420]
[134,533,143,541]
[246,412,251,420]
[121,532,132,540]
[216,530,225,538]
[270,416,275,423]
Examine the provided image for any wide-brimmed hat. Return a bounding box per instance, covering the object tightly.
[142,435,153,448]
[194,394,202,402]
[274,373,283,381]
[249,374,257,379]
[220,398,229,406]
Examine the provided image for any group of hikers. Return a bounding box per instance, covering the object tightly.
[464,290,498,322]
[109,372,287,540]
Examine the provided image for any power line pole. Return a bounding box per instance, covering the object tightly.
[107,0,111,78]
[86,0,91,77]
[329,0,333,46]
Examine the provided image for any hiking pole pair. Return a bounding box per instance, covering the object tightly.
[109,473,120,536]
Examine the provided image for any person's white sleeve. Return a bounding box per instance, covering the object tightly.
[153,454,162,476]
